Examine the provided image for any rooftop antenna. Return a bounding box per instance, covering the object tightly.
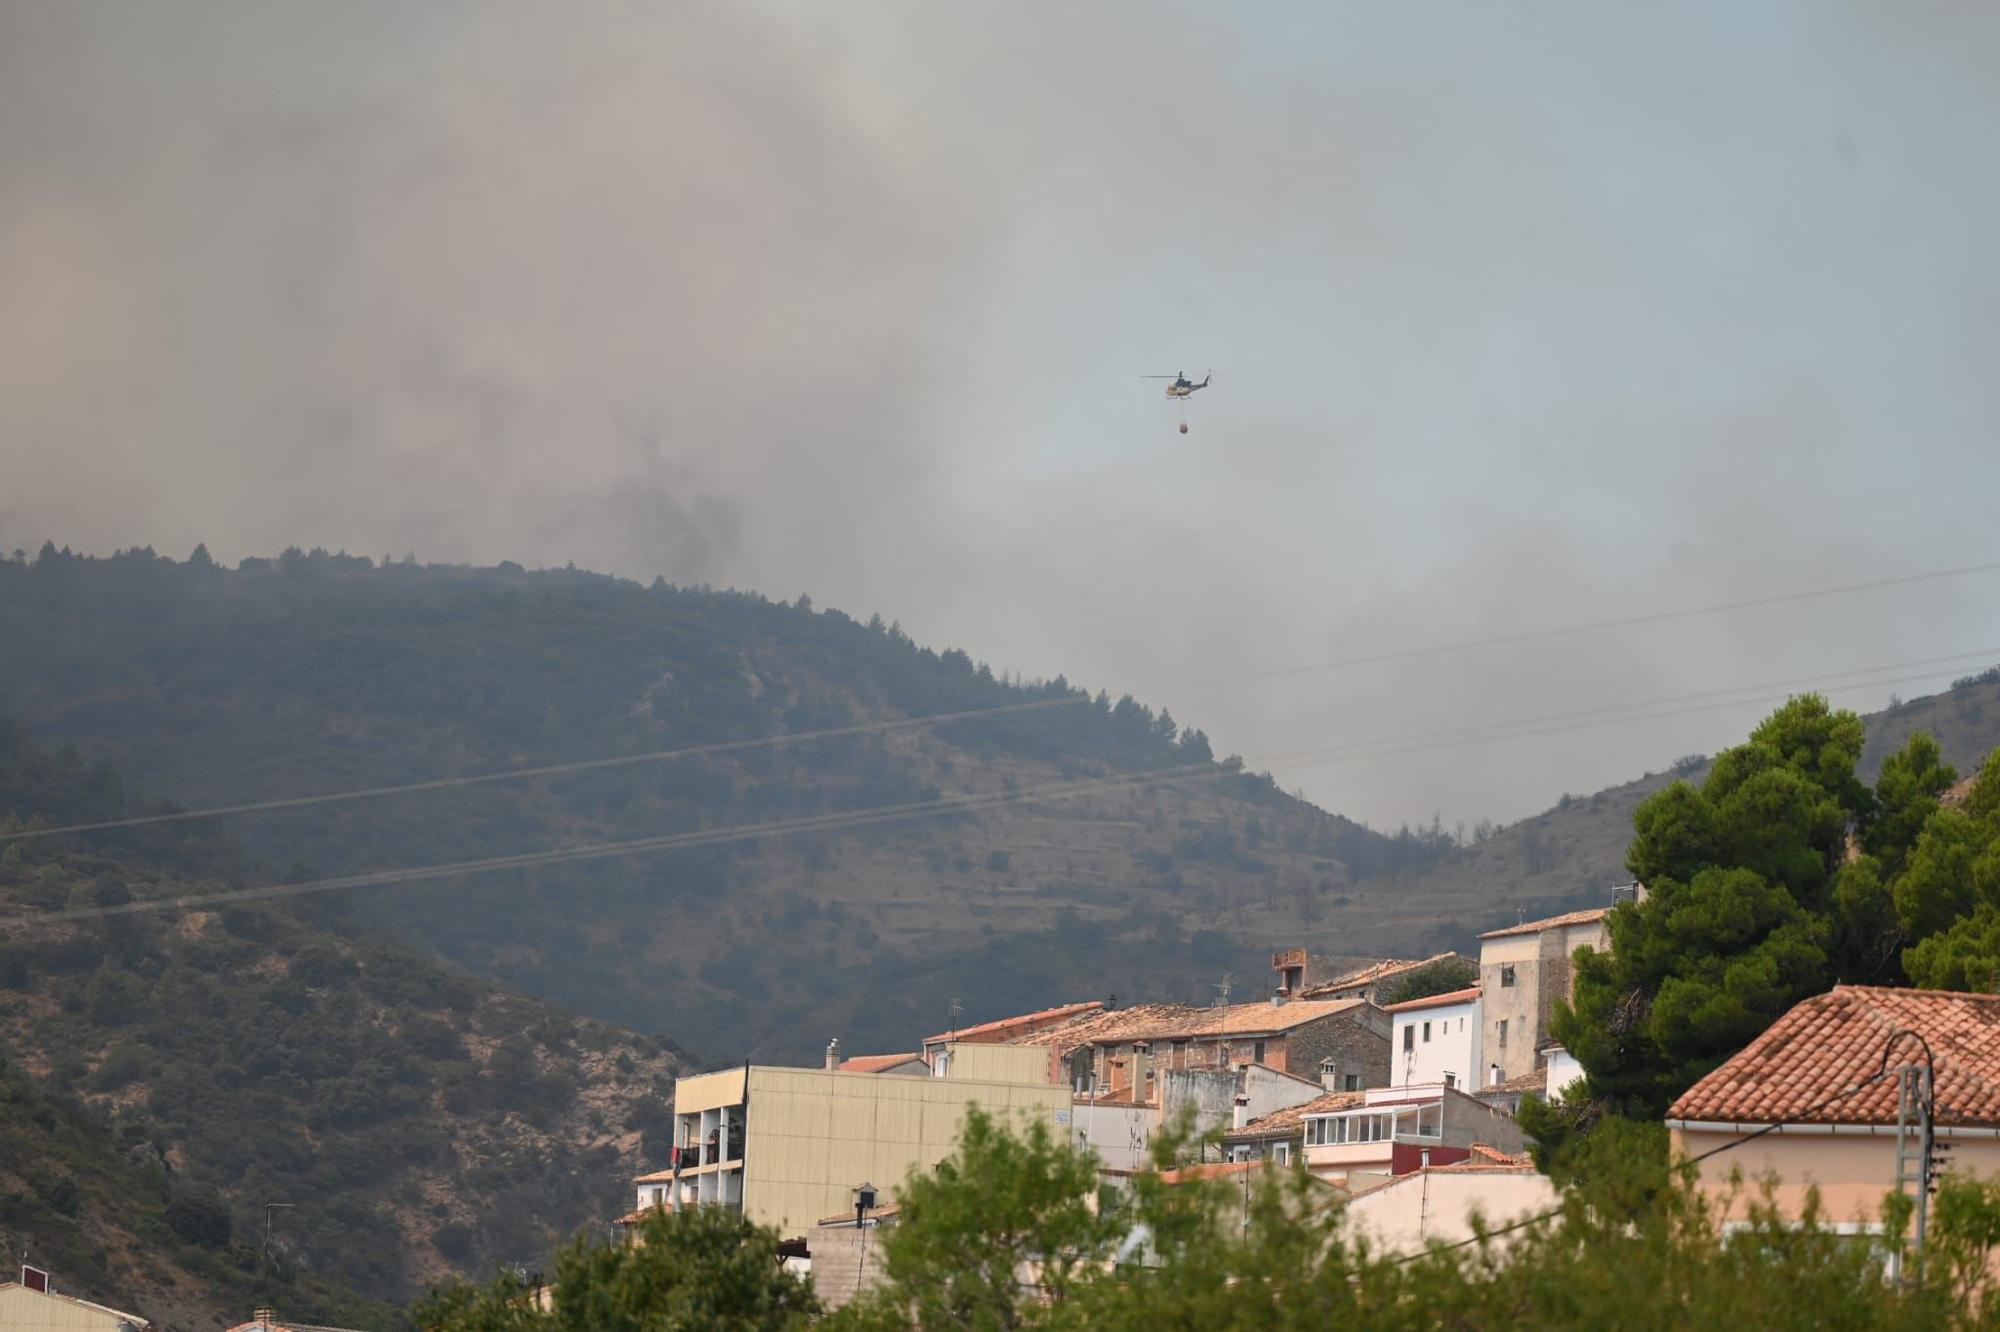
[947,997,963,1041]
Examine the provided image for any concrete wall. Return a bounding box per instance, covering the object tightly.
[675,1066,749,1114]
[1241,1064,1326,1121]
[738,1066,1073,1237]
[1391,998,1481,1090]
[1345,1168,1556,1255]
[806,1222,891,1311]
[1673,1126,2000,1229]
[934,1042,1055,1086]
[1075,1099,1156,1170]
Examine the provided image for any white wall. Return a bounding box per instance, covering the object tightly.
[1391,998,1481,1090]
[1074,1100,1156,1171]
[1544,1047,1583,1099]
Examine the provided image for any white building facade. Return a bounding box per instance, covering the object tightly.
[1383,986,1482,1091]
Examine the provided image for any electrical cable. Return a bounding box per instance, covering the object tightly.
[6,652,1992,927]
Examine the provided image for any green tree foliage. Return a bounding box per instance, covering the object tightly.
[1900,751,2000,989]
[839,1108,1117,1328]
[414,1206,816,1332]
[813,1105,1993,1331]
[1550,700,2000,1156]
[1375,954,1479,1007]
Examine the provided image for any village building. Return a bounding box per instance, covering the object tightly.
[625,1039,1071,1240]
[1004,996,1391,1101]
[1667,985,2000,1242]
[1271,950,1474,1005]
[1296,1083,1529,1188]
[1342,1147,1554,1256]
[1222,1089,1363,1166]
[1476,904,1620,1084]
[1472,1068,1550,1118]
[0,1275,150,1332]
[1384,986,1481,1090]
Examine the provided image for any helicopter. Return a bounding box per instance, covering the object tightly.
[1143,370,1212,399]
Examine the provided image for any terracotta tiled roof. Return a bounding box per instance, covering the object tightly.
[1225,1089,1366,1141]
[839,1052,926,1073]
[1669,986,2000,1128]
[1467,1142,1531,1165]
[1012,997,1368,1054]
[1941,776,1979,810]
[615,1204,669,1225]
[633,1167,677,1183]
[925,1000,1102,1045]
[1382,985,1481,1014]
[1478,907,1610,941]
[1301,953,1463,999]
[1475,1069,1547,1098]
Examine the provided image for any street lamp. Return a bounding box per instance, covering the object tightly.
[263,1203,294,1258]
[853,1182,878,1290]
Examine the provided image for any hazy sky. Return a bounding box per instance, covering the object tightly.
[5,2,1999,830]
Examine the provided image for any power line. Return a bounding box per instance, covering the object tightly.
[0,695,1090,843]
[1156,557,2000,694]
[7,651,1989,928]
[5,551,1997,844]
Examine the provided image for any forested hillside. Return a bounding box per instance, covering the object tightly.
[1338,667,2000,943]
[0,724,684,1316]
[0,548,1461,1061]
[8,548,1992,1066]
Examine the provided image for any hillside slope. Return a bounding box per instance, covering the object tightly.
[1294,669,2000,956]
[0,549,1451,1060]
[0,726,684,1311]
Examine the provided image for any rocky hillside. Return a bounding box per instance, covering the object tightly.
[0,726,684,1316]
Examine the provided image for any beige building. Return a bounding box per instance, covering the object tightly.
[635,1050,1072,1239]
[1668,985,2000,1246]
[1476,907,1614,1084]
[1343,1152,1555,1256]
[0,1278,150,1331]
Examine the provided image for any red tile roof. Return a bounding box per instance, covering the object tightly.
[838,1052,926,1074]
[925,1000,1102,1045]
[1382,985,1481,1014]
[1478,907,1611,940]
[1474,1069,1548,1099]
[1941,776,1979,810]
[1013,997,1370,1055]
[1669,986,2000,1128]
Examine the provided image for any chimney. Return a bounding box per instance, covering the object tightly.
[1270,988,1287,1007]
[254,1310,276,1330]
[1232,1094,1250,1131]
[825,1037,841,1072]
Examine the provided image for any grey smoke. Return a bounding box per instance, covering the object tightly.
[3,1,1998,828]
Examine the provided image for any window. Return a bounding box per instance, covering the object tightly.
[1500,964,1517,987]
[1274,1143,1290,1165]
[1498,1019,1509,1048]
[1444,1072,1457,1090]
[1422,1020,1432,1043]
[1253,1040,1266,1063]
[1344,1073,1361,1091]
[1402,1026,1415,1052]
[1172,1039,1187,1070]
